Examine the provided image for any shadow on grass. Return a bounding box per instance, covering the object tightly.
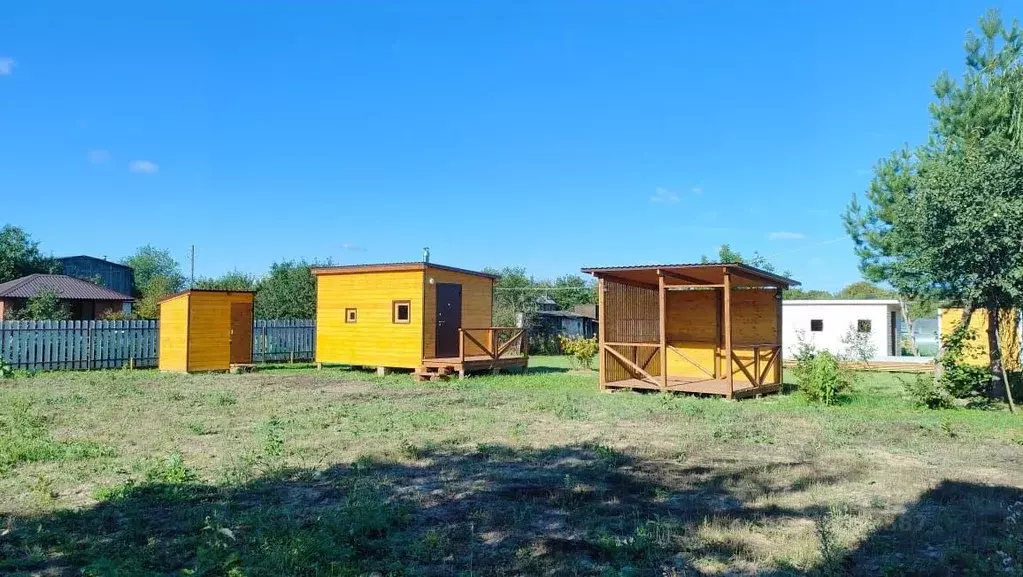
[0,444,1019,575]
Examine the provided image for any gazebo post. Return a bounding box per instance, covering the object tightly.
[723,268,734,399]
[598,277,606,390]
[658,271,668,391]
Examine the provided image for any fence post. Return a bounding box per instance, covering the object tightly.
[86,323,93,371]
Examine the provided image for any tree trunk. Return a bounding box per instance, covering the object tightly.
[994,317,1017,413]
[899,301,919,356]
[987,305,1007,401]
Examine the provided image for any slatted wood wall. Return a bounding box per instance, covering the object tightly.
[603,279,661,383]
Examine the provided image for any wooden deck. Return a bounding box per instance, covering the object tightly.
[604,376,782,399]
[421,354,528,376]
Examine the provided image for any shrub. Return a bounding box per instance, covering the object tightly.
[0,358,12,379]
[559,335,599,370]
[903,374,956,409]
[938,325,989,399]
[840,322,878,364]
[791,349,853,405]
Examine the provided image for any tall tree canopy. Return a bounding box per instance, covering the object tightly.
[0,225,52,284]
[255,260,321,320]
[844,9,1023,400]
[194,270,258,292]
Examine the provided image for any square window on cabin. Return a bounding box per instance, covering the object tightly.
[393,301,411,324]
[857,319,872,333]
[345,308,357,323]
[810,319,823,332]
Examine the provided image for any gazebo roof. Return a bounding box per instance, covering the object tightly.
[580,263,799,289]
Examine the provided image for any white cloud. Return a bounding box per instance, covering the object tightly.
[650,187,679,204]
[87,149,111,164]
[768,231,806,240]
[0,57,14,76]
[128,160,159,174]
[691,186,704,194]
[340,243,366,252]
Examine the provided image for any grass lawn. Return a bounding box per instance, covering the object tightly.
[1,356,1022,576]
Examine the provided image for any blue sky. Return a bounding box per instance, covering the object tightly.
[0,2,1004,290]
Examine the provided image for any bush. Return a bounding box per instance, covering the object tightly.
[938,325,989,399]
[791,349,853,406]
[558,335,599,370]
[0,358,12,379]
[903,374,956,409]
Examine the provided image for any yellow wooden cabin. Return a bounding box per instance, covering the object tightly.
[313,262,528,378]
[582,263,799,399]
[938,307,1022,370]
[158,289,255,372]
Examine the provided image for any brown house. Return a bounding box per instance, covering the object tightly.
[0,274,134,320]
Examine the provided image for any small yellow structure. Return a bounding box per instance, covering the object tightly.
[938,307,1022,370]
[581,263,798,399]
[313,262,527,378]
[158,289,255,372]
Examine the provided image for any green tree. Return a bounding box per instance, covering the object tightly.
[9,289,71,320]
[121,245,185,296]
[136,275,178,319]
[194,270,258,292]
[0,225,53,284]
[255,260,321,319]
[486,266,537,327]
[783,288,834,300]
[844,10,1023,405]
[834,281,896,300]
[545,274,597,310]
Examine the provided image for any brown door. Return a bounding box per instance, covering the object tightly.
[435,283,462,358]
[230,302,253,364]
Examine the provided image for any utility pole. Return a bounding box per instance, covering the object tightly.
[190,245,195,288]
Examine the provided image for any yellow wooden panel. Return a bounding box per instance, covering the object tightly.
[940,308,1021,370]
[315,270,424,368]
[187,292,234,372]
[158,293,189,372]
[422,267,493,358]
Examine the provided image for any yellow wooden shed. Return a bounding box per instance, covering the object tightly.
[581,263,799,399]
[313,262,527,377]
[938,307,1022,370]
[158,289,255,372]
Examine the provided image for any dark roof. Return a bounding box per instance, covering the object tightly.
[56,255,132,270]
[537,310,588,318]
[0,274,134,301]
[580,262,799,288]
[311,262,499,280]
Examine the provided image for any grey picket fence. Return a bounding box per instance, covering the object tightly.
[252,319,315,363]
[0,319,316,371]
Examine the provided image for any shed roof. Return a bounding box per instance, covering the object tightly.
[311,262,498,280]
[0,274,134,301]
[580,263,799,289]
[157,288,256,304]
[56,255,133,270]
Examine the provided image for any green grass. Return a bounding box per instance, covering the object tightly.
[0,357,1021,575]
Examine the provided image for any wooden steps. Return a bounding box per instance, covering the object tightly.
[414,365,454,382]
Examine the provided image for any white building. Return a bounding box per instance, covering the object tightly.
[782,300,902,361]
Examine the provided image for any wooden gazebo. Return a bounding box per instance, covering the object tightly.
[581,263,799,399]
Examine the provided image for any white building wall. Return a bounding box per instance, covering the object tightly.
[782,300,900,361]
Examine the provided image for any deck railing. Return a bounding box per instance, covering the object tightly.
[458,327,528,363]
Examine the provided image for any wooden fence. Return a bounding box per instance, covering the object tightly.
[0,319,316,371]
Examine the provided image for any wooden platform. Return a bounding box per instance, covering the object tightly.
[419,354,528,378]
[781,359,935,373]
[604,376,782,399]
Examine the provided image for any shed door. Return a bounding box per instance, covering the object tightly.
[890,310,897,356]
[230,302,253,364]
[435,283,462,358]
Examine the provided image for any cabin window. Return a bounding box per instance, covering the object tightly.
[857,319,872,333]
[810,319,823,332]
[345,308,357,323]
[393,300,411,324]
